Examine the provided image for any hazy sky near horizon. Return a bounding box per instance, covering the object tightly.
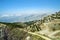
[0,0,60,17]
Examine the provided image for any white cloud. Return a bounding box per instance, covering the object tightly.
[0,14,12,17]
[0,14,22,18]
[0,8,56,18]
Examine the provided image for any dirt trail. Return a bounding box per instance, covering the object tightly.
[18,28,52,40]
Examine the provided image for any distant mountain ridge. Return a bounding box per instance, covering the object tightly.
[0,13,48,22]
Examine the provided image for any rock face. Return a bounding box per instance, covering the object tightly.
[0,24,6,40]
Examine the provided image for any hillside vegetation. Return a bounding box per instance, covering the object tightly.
[0,11,60,40]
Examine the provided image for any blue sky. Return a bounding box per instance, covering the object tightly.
[0,0,60,17]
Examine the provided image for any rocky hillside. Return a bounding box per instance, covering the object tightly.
[24,11,60,40]
[0,11,60,40]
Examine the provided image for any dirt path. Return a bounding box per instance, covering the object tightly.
[18,28,52,40]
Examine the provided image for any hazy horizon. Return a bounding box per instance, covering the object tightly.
[0,0,60,22]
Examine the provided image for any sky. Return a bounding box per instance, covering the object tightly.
[0,0,60,17]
